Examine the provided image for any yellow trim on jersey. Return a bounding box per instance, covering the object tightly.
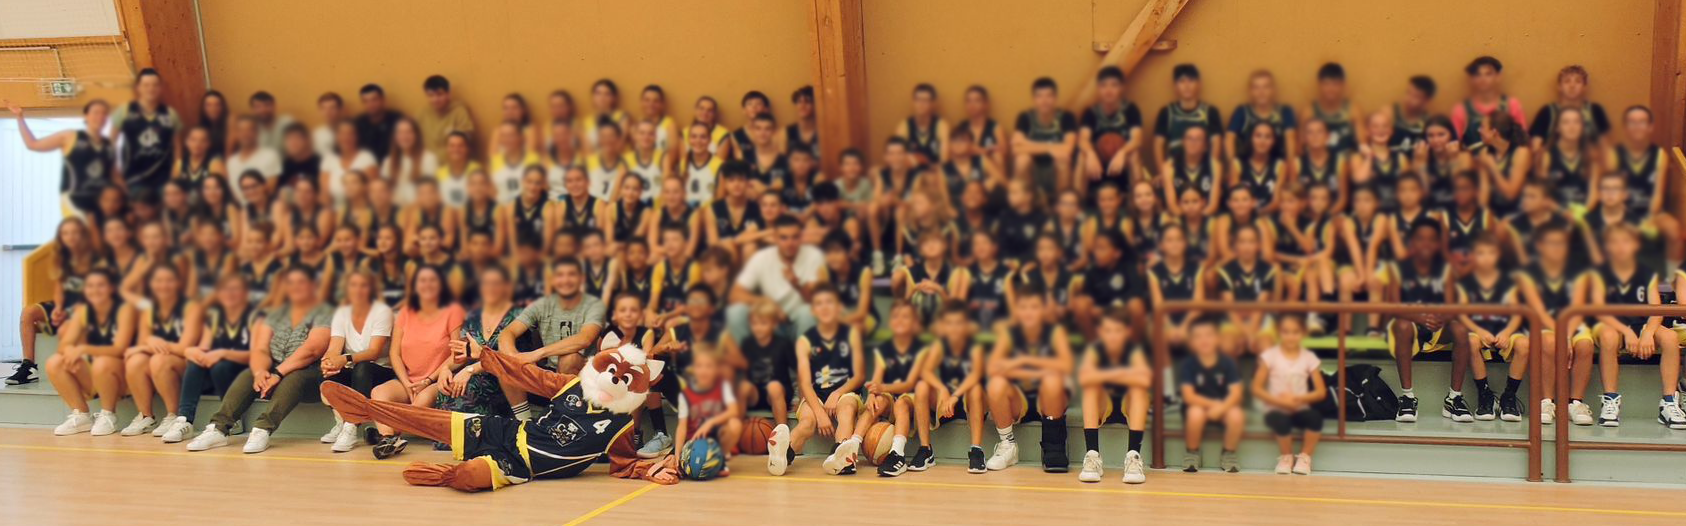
[491,149,542,175]
[450,412,469,460]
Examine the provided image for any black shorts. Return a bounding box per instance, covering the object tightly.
[1101,388,1129,426]
[451,413,533,487]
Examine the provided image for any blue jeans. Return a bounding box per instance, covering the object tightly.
[177,359,245,422]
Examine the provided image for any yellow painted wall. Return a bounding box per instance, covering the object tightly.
[866,0,1655,160]
[197,0,814,149]
[199,0,1655,163]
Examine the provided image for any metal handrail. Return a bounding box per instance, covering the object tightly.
[1551,304,1686,483]
[1150,301,1545,482]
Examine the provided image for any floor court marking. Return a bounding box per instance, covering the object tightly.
[5,443,1683,519]
[563,483,660,526]
[734,475,1686,518]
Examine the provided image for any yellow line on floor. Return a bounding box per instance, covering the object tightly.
[563,483,660,525]
[0,443,407,466]
[734,475,1686,518]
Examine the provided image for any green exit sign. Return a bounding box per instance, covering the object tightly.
[48,80,76,98]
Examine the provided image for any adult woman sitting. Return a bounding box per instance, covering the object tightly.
[369,264,463,459]
[318,269,395,452]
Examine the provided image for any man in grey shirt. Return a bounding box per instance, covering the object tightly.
[500,258,606,376]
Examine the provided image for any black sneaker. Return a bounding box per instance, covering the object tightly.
[364,425,382,445]
[4,360,37,385]
[967,446,986,473]
[1395,395,1418,422]
[907,446,934,471]
[372,436,408,459]
[1442,394,1474,423]
[876,452,908,477]
[840,462,857,475]
[1499,392,1523,422]
[1041,444,1069,473]
[1473,388,1497,421]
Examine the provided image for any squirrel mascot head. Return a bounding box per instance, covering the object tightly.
[579,332,665,415]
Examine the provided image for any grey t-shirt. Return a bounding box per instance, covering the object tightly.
[516,293,606,348]
[265,303,334,363]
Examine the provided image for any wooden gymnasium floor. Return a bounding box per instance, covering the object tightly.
[1,427,1682,525]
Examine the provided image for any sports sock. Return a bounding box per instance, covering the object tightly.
[849,434,863,445]
[1666,394,1678,404]
[1083,428,1099,453]
[1128,430,1144,453]
[1504,377,1522,397]
[1447,390,1462,399]
[511,402,532,421]
[647,410,667,435]
[891,436,907,455]
[996,426,1015,443]
[1473,377,1492,393]
[1402,388,1415,399]
[1603,392,1620,400]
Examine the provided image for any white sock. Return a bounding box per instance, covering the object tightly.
[891,435,907,455]
[1402,388,1415,399]
[997,426,1015,443]
[1447,390,1461,399]
[848,434,862,445]
[512,402,532,422]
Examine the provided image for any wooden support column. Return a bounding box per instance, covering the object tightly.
[1654,1,1686,220]
[808,0,869,175]
[1070,0,1190,109]
[116,0,206,124]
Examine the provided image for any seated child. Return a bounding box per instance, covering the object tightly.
[914,301,986,472]
[725,300,794,427]
[1251,314,1326,476]
[1177,319,1243,473]
[675,343,743,475]
[1076,307,1151,484]
[860,301,926,477]
[1456,233,1530,422]
[766,287,866,476]
[985,287,1075,473]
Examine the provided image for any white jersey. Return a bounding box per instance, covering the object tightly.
[546,154,580,202]
[586,153,623,201]
[489,149,539,203]
[653,116,675,153]
[685,155,723,206]
[624,149,665,202]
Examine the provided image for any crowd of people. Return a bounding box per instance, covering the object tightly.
[4,53,1684,485]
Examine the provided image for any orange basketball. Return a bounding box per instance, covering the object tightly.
[739,417,774,455]
[861,422,896,465]
[1096,132,1127,164]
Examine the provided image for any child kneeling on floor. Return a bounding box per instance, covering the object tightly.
[1251,313,1326,475]
[676,343,742,477]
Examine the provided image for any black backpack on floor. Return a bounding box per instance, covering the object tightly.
[1314,364,1399,421]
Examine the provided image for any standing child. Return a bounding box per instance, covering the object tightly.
[1252,314,1326,475]
[914,301,987,472]
[1076,308,1151,484]
[1178,319,1243,473]
[766,287,866,476]
[675,343,743,474]
[862,302,927,476]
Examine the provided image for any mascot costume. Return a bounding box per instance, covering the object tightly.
[319,333,679,491]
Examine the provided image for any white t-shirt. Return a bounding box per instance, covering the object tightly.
[320,149,378,207]
[256,115,296,152]
[332,303,394,366]
[735,244,825,313]
[226,147,282,205]
[382,152,440,204]
[312,125,336,157]
[1257,346,1321,411]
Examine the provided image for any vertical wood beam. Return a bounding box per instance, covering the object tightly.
[809,0,869,175]
[116,0,206,124]
[1653,1,1686,219]
[1070,0,1190,110]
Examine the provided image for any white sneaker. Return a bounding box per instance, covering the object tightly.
[1568,400,1595,426]
[242,428,271,454]
[1659,399,1686,429]
[320,421,343,443]
[150,414,178,437]
[822,438,860,475]
[160,416,193,443]
[90,411,117,436]
[330,423,359,453]
[637,431,674,459]
[119,414,154,436]
[766,424,792,476]
[1292,453,1313,475]
[1540,399,1556,425]
[1122,450,1147,484]
[1599,395,1622,427]
[186,427,228,451]
[985,440,1018,471]
[53,411,92,436]
[1077,450,1103,482]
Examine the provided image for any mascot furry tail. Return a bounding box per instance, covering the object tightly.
[321,332,678,492]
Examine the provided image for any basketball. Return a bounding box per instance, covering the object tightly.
[1096,132,1127,163]
[680,438,726,481]
[739,417,774,455]
[861,422,896,465]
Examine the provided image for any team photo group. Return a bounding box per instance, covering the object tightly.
[6,50,1684,491]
